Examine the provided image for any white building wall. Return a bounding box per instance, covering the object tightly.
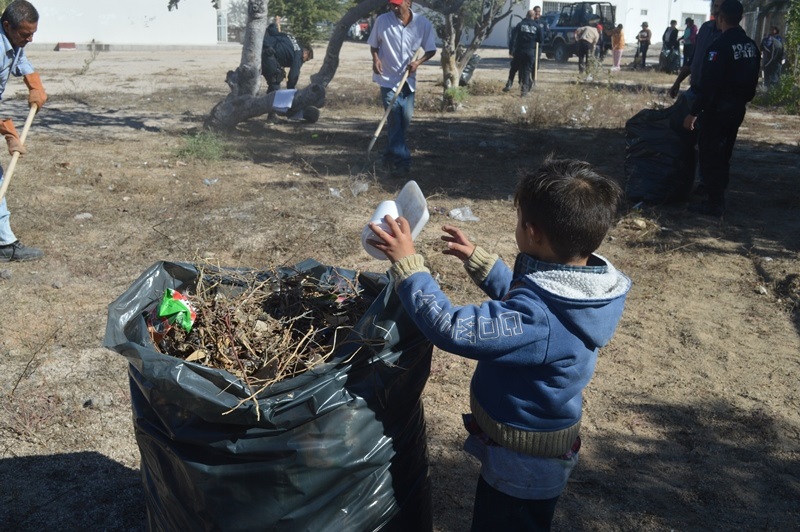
[30,0,219,47]
[617,0,712,42]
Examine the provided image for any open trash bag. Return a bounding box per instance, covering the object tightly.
[103,259,434,531]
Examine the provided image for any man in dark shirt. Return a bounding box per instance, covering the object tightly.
[668,0,723,197]
[682,0,760,217]
[509,9,544,96]
[503,6,546,93]
[261,17,313,94]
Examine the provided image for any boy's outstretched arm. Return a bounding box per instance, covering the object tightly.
[441,224,475,261]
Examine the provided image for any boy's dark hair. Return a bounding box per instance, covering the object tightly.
[719,0,743,25]
[514,157,622,262]
[303,45,314,60]
[1,0,39,28]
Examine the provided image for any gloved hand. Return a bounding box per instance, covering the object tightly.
[0,119,26,156]
[23,72,47,110]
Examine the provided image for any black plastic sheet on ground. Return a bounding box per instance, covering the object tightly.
[624,93,698,205]
[103,259,433,532]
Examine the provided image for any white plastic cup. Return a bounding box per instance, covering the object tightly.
[361,200,399,260]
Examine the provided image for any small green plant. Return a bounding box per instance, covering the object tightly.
[443,86,469,111]
[176,131,227,161]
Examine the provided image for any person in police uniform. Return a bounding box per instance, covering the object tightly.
[508,9,544,96]
[683,0,760,217]
[261,16,313,94]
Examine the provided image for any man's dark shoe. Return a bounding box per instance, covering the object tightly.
[502,81,512,92]
[0,241,43,262]
[266,112,280,124]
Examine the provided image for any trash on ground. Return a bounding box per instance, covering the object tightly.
[449,206,479,222]
[350,181,369,197]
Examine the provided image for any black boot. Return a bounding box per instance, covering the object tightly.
[502,80,513,92]
[0,241,43,262]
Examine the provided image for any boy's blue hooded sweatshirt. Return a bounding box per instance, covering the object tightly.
[390,248,631,456]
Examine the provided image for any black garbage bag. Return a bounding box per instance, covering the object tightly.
[103,259,434,532]
[658,47,681,73]
[459,54,481,86]
[624,94,698,204]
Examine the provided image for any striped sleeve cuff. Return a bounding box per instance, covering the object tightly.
[389,254,429,284]
[463,246,497,285]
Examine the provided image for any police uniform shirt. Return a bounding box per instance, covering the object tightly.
[691,26,760,116]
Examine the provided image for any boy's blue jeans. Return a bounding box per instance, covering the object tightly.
[380,83,414,170]
[471,475,559,532]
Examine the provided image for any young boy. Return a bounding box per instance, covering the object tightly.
[368,157,631,530]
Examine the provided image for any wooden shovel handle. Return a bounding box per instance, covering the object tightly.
[0,103,38,204]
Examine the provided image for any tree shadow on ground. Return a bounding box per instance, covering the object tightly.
[3,100,163,136]
[620,139,800,333]
[0,451,144,531]
[428,398,800,531]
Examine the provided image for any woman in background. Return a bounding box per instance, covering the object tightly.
[611,24,625,71]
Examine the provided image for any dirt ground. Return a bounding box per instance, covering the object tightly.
[1,40,799,531]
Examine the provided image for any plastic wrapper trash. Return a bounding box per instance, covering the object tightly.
[103,259,434,532]
[624,93,697,204]
[449,206,480,222]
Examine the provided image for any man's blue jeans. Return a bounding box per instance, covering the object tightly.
[380,83,414,170]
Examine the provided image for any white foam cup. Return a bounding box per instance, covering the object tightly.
[361,200,399,260]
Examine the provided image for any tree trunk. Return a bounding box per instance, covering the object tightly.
[206,0,385,130]
[440,14,459,90]
[206,0,270,130]
[311,0,386,87]
[202,0,504,129]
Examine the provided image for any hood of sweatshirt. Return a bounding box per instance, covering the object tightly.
[521,254,631,348]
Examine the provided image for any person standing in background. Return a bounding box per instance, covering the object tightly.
[368,0,436,175]
[663,20,679,53]
[507,10,544,96]
[681,18,698,66]
[761,26,784,87]
[636,22,652,69]
[669,0,723,99]
[0,0,46,262]
[575,19,599,75]
[611,24,625,71]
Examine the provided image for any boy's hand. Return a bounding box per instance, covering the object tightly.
[441,224,475,261]
[368,215,416,263]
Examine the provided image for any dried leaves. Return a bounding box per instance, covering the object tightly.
[151,267,374,392]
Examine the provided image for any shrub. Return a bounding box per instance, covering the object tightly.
[753,74,800,114]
